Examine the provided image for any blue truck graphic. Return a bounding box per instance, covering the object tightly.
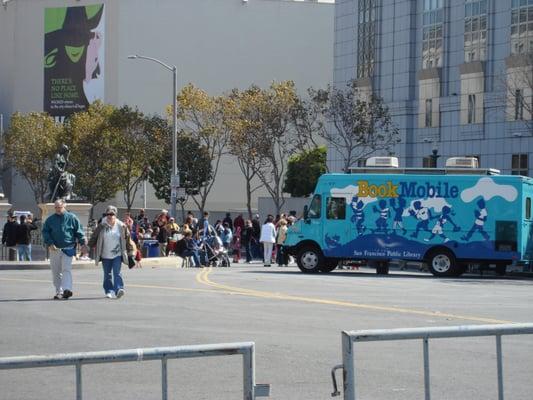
[284,168,533,276]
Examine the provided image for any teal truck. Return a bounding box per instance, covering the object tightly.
[284,157,533,277]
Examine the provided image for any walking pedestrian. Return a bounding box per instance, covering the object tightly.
[260,215,276,267]
[88,205,134,299]
[42,199,88,300]
[15,214,38,261]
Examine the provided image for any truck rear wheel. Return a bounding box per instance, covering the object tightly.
[427,248,457,277]
[296,245,323,274]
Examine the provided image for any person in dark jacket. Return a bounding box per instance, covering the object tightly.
[2,214,18,261]
[251,214,261,259]
[223,212,233,231]
[15,214,38,261]
[241,220,254,263]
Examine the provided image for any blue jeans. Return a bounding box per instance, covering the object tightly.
[182,249,200,267]
[17,244,31,261]
[244,242,252,262]
[102,256,124,294]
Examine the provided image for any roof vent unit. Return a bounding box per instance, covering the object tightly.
[365,156,399,168]
[445,157,479,168]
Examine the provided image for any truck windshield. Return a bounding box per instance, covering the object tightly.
[308,194,322,218]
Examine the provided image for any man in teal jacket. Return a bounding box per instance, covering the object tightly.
[42,199,87,299]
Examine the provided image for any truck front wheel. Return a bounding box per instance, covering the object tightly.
[296,245,323,274]
[427,249,457,277]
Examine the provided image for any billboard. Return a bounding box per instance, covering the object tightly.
[44,4,105,119]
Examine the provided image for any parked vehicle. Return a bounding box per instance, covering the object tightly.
[284,157,533,277]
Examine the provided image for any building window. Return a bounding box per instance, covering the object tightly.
[515,89,524,120]
[357,0,377,79]
[425,98,433,127]
[464,0,487,62]
[467,94,476,123]
[511,0,533,54]
[512,153,528,176]
[422,0,444,69]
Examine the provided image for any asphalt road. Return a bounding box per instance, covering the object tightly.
[0,262,532,400]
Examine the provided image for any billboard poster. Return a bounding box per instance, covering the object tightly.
[44,4,105,119]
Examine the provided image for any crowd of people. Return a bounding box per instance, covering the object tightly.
[1,203,299,300]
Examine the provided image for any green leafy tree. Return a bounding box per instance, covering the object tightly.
[3,112,62,203]
[146,116,212,220]
[225,91,262,219]
[175,84,230,213]
[226,82,304,214]
[109,106,157,212]
[61,101,122,215]
[304,80,400,172]
[283,146,327,197]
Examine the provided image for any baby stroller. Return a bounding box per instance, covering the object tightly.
[201,234,231,267]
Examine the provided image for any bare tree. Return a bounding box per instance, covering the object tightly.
[503,54,533,132]
[306,80,400,172]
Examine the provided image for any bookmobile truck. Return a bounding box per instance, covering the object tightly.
[284,157,533,277]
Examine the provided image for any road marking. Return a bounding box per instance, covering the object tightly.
[0,277,231,296]
[0,273,515,324]
[196,268,514,324]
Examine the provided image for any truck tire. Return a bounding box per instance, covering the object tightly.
[495,263,507,276]
[319,258,338,273]
[427,248,457,277]
[376,263,389,275]
[296,245,323,274]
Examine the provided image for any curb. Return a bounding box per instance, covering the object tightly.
[0,257,177,271]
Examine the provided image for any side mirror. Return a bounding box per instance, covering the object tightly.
[303,205,309,221]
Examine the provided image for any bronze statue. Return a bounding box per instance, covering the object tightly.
[48,144,76,202]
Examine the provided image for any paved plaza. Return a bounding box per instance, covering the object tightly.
[1,261,532,399]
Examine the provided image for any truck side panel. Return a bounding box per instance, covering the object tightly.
[305,173,525,263]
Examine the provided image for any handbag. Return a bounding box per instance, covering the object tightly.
[128,254,136,269]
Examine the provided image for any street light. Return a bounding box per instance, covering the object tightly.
[127,54,179,218]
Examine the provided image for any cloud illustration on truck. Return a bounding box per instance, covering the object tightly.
[460,177,518,203]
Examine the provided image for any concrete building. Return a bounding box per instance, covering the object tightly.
[0,0,334,214]
[331,0,533,175]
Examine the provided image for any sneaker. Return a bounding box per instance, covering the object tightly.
[444,238,450,243]
[53,293,62,300]
[106,292,116,299]
[116,289,125,299]
[62,290,73,299]
[264,264,271,267]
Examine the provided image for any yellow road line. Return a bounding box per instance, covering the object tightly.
[196,268,513,324]
[0,277,231,296]
[0,272,515,324]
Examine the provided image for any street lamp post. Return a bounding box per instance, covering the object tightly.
[127,54,179,219]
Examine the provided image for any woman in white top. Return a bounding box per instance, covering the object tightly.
[88,205,134,299]
[260,215,277,267]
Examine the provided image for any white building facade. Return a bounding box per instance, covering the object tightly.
[0,0,334,214]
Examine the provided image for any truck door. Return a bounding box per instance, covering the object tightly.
[324,196,348,257]
[306,194,324,247]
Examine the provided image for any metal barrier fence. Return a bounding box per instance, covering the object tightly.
[331,323,533,400]
[0,342,270,400]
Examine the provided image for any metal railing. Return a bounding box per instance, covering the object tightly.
[0,342,270,400]
[331,323,533,400]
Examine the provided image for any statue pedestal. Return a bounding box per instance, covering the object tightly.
[39,203,93,231]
